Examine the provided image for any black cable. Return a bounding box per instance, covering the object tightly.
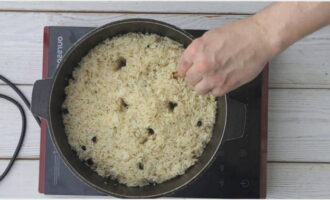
[0,75,41,182]
[0,94,26,181]
[0,75,41,126]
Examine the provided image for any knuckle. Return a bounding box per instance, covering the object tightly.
[195,57,212,74]
[195,63,208,74]
[201,56,212,66]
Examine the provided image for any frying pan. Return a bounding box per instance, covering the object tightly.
[31,19,244,198]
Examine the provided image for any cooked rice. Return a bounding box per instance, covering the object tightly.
[62,33,217,187]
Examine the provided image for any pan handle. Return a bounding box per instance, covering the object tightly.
[223,99,247,142]
[31,78,52,119]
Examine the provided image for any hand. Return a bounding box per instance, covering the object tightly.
[177,17,276,96]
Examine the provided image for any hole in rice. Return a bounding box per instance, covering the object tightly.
[85,158,94,166]
[91,136,97,143]
[115,57,126,70]
[81,146,86,151]
[196,120,203,127]
[168,101,178,111]
[147,128,154,135]
[120,98,129,110]
[138,162,144,170]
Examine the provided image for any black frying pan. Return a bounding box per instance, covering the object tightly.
[31,19,241,198]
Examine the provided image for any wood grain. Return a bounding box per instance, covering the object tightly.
[1,160,329,198]
[0,85,40,159]
[1,85,330,162]
[268,89,330,162]
[0,12,329,88]
[0,1,270,14]
[267,162,330,198]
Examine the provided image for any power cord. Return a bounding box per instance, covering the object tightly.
[0,75,41,182]
[0,75,41,125]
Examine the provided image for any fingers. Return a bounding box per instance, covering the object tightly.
[211,87,226,97]
[185,66,203,86]
[195,71,226,96]
[194,78,214,95]
[177,22,268,97]
[177,38,202,76]
[178,36,242,97]
[184,56,214,86]
[178,54,192,76]
[210,73,243,97]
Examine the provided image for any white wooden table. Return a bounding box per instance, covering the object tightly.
[1,1,330,198]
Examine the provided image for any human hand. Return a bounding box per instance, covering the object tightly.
[177,17,276,96]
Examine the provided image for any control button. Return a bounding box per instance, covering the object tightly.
[240,179,250,188]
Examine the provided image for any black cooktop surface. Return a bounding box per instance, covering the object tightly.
[40,26,267,198]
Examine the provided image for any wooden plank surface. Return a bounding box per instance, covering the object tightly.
[268,89,330,162]
[267,162,330,198]
[1,160,330,198]
[0,12,330,88]
[1,84,330,163]
[0,1,270,14]
[0,85,40,159]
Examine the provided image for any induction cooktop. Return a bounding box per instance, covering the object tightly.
[39,26,268,198]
